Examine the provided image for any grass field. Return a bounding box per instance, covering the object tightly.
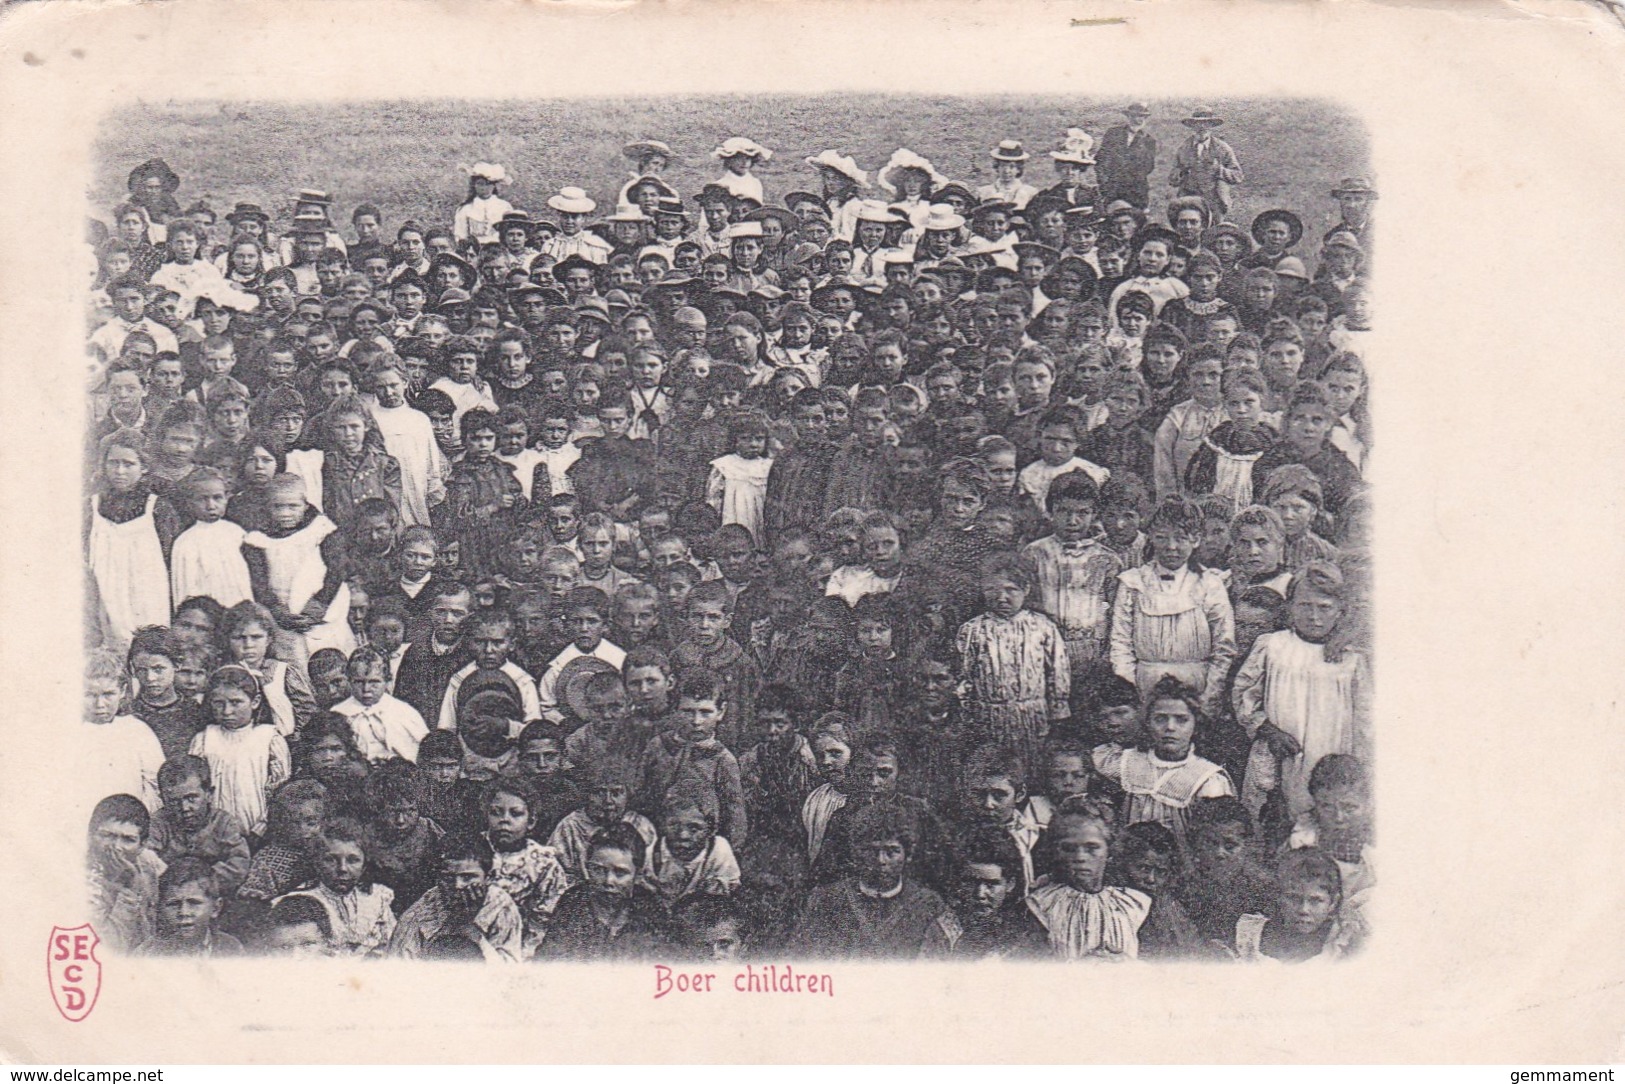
[91,95,1367,235]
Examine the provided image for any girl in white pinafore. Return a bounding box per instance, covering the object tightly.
[705,413,774,546]
[241,476,354,673]
[86,430,175,649]
[169,466,253,609]
[1108,561,1236,713]
[189,664,292,838]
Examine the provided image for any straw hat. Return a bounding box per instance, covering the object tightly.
[463,162,511,184]
[547,187,597,215]
[876,149,948,194]
[1180,108,1225,129]
[804,150,869,188]
[712,137,773,161]
[990,140,1030,163]
[920,206,967,232]
[622,139,675,162]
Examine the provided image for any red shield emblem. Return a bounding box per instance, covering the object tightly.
[47,924,102,1022]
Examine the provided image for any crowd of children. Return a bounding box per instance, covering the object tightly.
[80,108,1375,964]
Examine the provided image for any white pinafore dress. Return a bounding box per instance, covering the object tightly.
[88,494,171,649]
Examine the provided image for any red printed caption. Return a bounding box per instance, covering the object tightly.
[47,925,103,1022]
[654,963,834,999]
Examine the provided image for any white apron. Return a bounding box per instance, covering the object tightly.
[88,494,171,649]
[245,516,354,669]
[170,518,252,609]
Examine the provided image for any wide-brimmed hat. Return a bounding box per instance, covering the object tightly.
[128,158,180,194]
[603,204,651,224]
[783,191,831,217]
[969,199,1016,222]
[726,221,765,241]
[1049,128,1096,165]
[1123,101,1152,118]
[810,281,875,313]
[509,282,568,306]
[746,206,801,233]
[1251,209,1305,247]
[804,149,868,188]
[294,188,334,207]
[623,139,675,162]
[1331,176,1378,198]
[436,288,473,310]
[625,174,679,201]
[645,271,699,295]
[1062,204,1105,229]
[1132,224,1183,251]
[1202,221,1253,251]
[430,251,478,282]
[1180,108,1225,129]
[558,656,619,720]
[920,205,967,232]
[572,296,613,324]
[497,210,536,232]
[551,254,600,283]
[547,187,597,215]
[225,202,270,226]
[463,162,510,184]
[990,140,1030,163]
[876,149,949,194]
[920,256,972,280]
[652,197,691,220]
[853,199,897,225]
[1273,257,1309,281]
[713,137,773,161]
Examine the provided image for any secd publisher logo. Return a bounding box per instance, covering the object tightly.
[48,924,102,1022]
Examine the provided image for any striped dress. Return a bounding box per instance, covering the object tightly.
[955,609,1071,772]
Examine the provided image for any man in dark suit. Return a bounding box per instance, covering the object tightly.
[1096,101,1159,212]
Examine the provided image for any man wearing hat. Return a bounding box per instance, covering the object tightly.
[1037,128,1101,211]
[1097,103,1158,212]
[1169,108,1245,217]
[1241,210,1305,271]
[1327,176,1377,245]
[976,140,1039,210]
[542,187,613,265]
[1310,230,1367,312]
[804,150,869,242]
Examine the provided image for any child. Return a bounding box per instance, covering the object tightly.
[429,335,501,431]
[453,162,516,246]
[332,647,430,762]
[1288,753,1375,920]
[362,760,445,913]
[388,831,525,962]
[954,551,1071,774]
[307,648,351,711]
[1022,797,1151,960]
[188,664,292,838]
[955,744,1043,891]
[479,778,570,957]
[736,683,818,857]
[1108,496,1236,714]
[1183,367,1275,510]
[241,473,355,668]
[531,395,582,497]
[278,816,397,957]
[1253,382,1362,519]
[1153,344,1227,501]
[824,510,906,607]
[126,627,207,760]
[149,754,252,897]
[1259,465,1340,572]
[438,408,527,579]
[219,600,315,737]
[170,466,254,608]
[578,512,640,598]
[87,430,178,648]
[1110,821,1206,959]
[1092,676,1235,854]
[1021,738,1097,833]
[1233,847,1364,962]
[1228,505,1293,598]
[838,594,916,737]
[439,608,543,731]
[1318,352,1370,472]
[535,587,626,723]
[239,779,328,902]
[510,720,586,841]
[1233,561,1371,829]
[367,361,447,528]
[1022,471,1123,667]
[648,783,742,907]
[538,823,668,961]
[706,409,774,546]
[139,858,243,957]
[611,582,666,650]
[548,757,657,887]
[671,580,761,750]
[1017,406,1110,514]
[1177,795,1277,944]
[922,824,1050,959]
[86,794,167,952]
[639,669,749,849]
[1078,372,1154,484]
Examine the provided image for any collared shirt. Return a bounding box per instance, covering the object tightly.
[333,694,429,762]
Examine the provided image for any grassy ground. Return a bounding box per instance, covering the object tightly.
[91,95,1368,235]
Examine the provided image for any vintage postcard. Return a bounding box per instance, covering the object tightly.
[0,0,1621,1065]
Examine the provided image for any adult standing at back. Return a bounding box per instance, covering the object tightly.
[1169,107,1245,219]
[1096,102,1159,213]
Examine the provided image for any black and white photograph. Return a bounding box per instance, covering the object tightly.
[78,93,1374,965]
